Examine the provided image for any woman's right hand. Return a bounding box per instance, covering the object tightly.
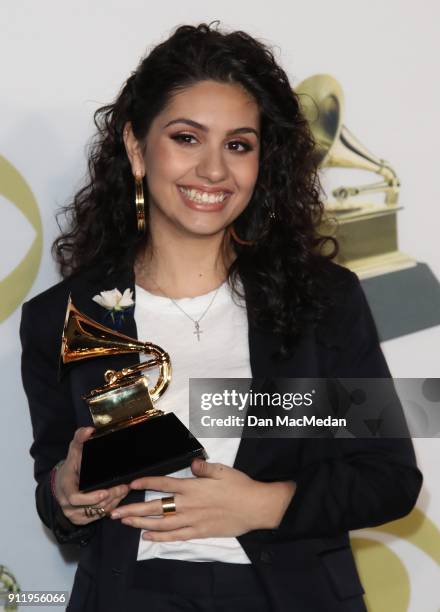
[53,427,130,525]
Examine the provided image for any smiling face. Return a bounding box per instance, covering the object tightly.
[124,80,261,241]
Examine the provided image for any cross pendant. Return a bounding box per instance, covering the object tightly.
[194,321,202,341]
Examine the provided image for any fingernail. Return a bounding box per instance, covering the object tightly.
[110,511,120,519]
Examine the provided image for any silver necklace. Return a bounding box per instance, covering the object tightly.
[152,281,223,341]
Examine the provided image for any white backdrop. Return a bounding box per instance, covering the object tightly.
[1,2,439,610]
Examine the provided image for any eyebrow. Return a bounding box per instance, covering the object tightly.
[163,118,259,138]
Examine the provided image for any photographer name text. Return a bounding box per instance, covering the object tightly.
[200,414,347,428]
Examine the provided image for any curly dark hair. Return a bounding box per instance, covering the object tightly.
[53,21,337,358]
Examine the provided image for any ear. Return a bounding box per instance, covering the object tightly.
[123,122,145,179]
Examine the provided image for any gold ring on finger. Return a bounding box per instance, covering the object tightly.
[161,496,176,515]
[83,505,106,518]
[83,505,96,518]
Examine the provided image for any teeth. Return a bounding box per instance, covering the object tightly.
[179,186,228,204]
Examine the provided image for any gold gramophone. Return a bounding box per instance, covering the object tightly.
[295,74,416,278]
[61,297,205,492]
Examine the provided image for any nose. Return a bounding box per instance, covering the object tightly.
[195,144,228,183]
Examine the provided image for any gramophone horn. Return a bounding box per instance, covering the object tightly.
[60,296,171,403]
[295,74,400,206]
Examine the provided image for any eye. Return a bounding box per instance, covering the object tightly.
[227,140,253,153]
[170,133,254,153]
[170,133,197,145]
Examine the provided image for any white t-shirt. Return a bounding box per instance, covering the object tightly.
[134,281,252,563]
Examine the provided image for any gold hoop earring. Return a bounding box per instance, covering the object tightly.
[228,225,257,247]
[135,176,146,233]
[229,199,277,246]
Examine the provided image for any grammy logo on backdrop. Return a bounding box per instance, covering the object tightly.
[294,74,440,340]
[295,73,416,279]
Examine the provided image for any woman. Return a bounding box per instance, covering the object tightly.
[20,22,422,612]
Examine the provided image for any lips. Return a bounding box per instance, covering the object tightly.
[178,186,230,204]
[177,185,231,212]
[178,184,233,195]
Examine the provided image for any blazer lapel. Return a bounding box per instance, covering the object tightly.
[233,324,289,474]
[70,263,138,337]
[67,265,140,413]
[233,316,319,475]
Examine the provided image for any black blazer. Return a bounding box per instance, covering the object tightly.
[20,261,423,612]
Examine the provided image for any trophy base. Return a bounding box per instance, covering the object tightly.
[79,412,206,492]
[322,205,415,278]
[360,262,440,341]
[346,250,417,280]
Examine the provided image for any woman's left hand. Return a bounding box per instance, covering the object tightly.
[110,459,296,541]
